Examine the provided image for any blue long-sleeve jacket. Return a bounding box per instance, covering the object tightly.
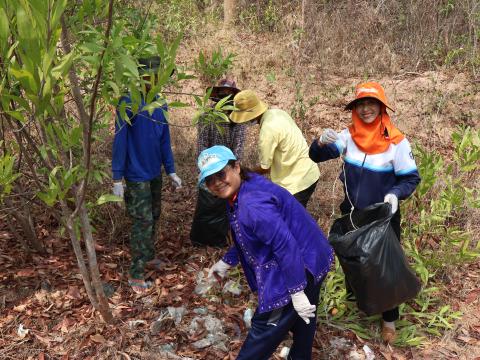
[112,95,175,182]
[309,129,420,209]
[222,173,334,313]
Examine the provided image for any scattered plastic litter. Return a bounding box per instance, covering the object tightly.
[167,306,186,325]
[363,344,375,360]
[279,346,290,358]
[17,324,29,339]
[128,319,147,328]
[159,343,176,353]
[329,336,351,351]
[189,315,228,352]
[348,348,365,360]
[150,310,175,335]
[243,308,253,328]
[194,270,215,295]
[193,307,208,315]
[222,280,242,295]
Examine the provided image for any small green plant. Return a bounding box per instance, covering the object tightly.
[263,0,280,31]
[444,47,466,66]
[191,88,235,132]
[439,0,455,16]
[0,150,21,203]
[194,48,236,84]
[290,81,319,128]
[266,71,276,83]
[154,0,215,41]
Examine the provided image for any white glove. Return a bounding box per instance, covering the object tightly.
[291,290,316,324]
[112,181,124,199]
[318,128,339,145]
[208,260,231,281]
[384,193,398,214]
[168,173,182,189]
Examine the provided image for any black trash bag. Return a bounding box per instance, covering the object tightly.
[328,203,421,315]
[190,187,229,247]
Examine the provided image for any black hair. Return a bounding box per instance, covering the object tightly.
[226,159,251,181]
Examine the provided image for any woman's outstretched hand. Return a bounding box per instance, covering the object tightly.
[291,291,316,324]
[208,260,231,281]
[318,128,339,145]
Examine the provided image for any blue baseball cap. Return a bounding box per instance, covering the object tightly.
[197,145,237,184]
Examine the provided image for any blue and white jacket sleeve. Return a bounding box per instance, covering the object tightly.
[112,96,133,181]
[388,139,421,200]
[309,131,347,162]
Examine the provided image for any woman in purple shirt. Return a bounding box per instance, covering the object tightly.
[198,145,333,360]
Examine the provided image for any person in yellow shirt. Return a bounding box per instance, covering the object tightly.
[229,90,320,207]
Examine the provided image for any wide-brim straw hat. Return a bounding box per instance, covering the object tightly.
[230,90,268,123]
[345,82,395,112]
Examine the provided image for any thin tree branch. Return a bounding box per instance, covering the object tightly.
[61,0,115,220]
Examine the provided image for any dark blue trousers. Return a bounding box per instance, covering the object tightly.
[236,273,322,360]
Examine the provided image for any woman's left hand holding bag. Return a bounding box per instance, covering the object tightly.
[384,193,398,214]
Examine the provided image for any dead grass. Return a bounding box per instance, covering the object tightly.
[166,22,480,240]
[268,0,477,75]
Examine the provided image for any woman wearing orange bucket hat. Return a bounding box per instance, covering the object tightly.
[309,82,421,343]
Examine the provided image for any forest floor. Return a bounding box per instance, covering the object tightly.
[1,182,479,360]
[1,28,480,359]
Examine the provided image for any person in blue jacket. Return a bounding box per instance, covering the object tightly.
[111,56,182,294]
[309,81,421,343]
[199,145,333,360]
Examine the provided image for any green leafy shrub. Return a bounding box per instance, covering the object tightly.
[404,125,480,268]
[194,48,236,84]
[238,0,280,32]
[154,0,209,41]
[290,81,319,130]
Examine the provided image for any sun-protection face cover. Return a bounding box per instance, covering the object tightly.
[345,82,394,112]
[197,145,237,185]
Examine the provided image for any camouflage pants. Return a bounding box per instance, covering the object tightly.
[125,176,162,279]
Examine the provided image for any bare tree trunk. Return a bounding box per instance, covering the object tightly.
[299,0,314,63]
[59,0,115,323]
[16,207,44,253]
[61,201,100,310]
[224,0,236,27]
[4,197,45,254]
[78,201,113,323]
[15,184,45,254]
[5,219,30,257]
